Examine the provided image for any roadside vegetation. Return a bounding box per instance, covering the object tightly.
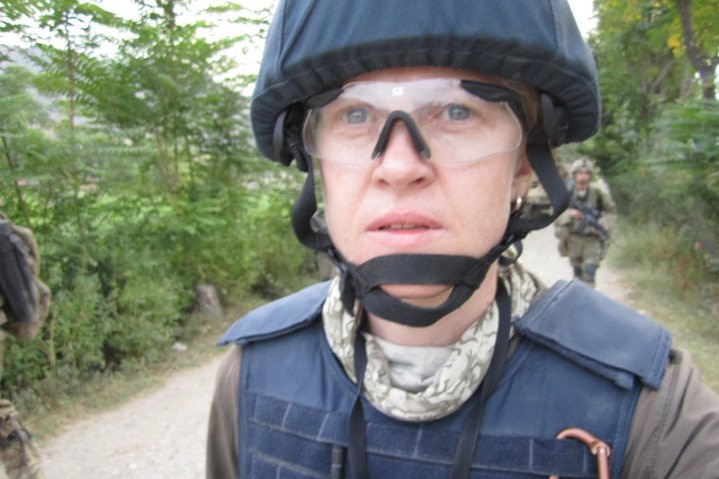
[608,220,719,393]
[1,0,717,440]
[582,0,719,392]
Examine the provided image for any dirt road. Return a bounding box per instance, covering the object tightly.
[38,226,628,478]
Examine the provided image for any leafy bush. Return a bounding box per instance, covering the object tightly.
[237,171,317,297]
[610,98,719,275]
[3,267,108,390]
[1,162,317,399]
[0,10,318,414]
[103,258,185,371]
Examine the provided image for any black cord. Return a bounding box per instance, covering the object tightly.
[449,281,512,479]
[347,332,369,478]
[343,281,512,478]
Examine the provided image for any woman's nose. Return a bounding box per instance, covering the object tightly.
[371,121,435,189]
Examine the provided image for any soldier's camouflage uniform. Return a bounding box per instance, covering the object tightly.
[0,216,50,479]
[554,184,616,288]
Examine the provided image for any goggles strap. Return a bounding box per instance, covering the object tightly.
[274,104,333,251]
[460,80,527,130]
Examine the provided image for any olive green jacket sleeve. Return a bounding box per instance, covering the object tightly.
[206,346,241,479]
[622,348,719,479]
[205,346,719,478]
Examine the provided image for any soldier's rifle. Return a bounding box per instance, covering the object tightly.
[569,198,610,242]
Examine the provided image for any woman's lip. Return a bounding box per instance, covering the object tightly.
[367,213,442,232]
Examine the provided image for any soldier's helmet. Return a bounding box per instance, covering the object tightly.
[571,157,595,176]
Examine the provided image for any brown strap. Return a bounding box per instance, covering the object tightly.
[548,427,611,479]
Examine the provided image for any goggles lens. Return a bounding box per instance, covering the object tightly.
[302,78,524,165]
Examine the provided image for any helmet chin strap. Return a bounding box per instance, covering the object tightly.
[332,242,515,327]
[280,96,568,327]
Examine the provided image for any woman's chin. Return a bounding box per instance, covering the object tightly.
[379,284,453,308]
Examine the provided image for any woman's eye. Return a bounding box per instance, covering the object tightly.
[445,104,471,121]
[345,108,368,124]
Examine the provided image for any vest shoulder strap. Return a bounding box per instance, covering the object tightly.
[514,279,671,389]
[218,281,330,346]
[221,278,671,390]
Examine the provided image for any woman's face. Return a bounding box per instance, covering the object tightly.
[316,67,534,304]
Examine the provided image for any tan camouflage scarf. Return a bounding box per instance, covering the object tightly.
[323,262,541,422]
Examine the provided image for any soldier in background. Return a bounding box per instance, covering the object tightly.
[554,158,616,288]
[0,215,50,479]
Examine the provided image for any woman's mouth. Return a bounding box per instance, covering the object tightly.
[369,213,441,233]
[379,224,430,231]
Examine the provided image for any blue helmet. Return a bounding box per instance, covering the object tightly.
[251,0,600,164]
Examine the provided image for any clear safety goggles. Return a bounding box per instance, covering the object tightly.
[302,77,525,166]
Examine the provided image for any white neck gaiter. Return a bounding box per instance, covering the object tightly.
[322,262,541,422]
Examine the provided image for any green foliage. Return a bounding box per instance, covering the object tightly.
[648,99,718,269]
[2,164,315,394]
[102,250,185,371]
[652,99,718,197]
[611,98,718,264]
[589,0,693,175]
[3,267,108,390]
[236,171,317,297]
[587,0,718,288]
[611,219,718,330]
[0,0,46,36]
[0,1,312,407]
[609,220,719,394]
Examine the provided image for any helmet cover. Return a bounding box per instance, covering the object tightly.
[251,0,600,162]
[571,157,595,175]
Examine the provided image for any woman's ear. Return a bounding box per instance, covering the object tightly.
[511,151,534,199]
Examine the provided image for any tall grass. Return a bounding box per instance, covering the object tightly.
[610,220,719,393]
